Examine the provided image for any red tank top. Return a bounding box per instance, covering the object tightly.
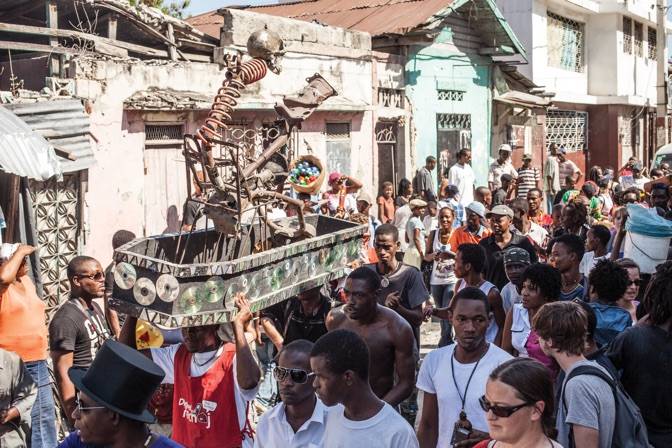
[172,343,243,448]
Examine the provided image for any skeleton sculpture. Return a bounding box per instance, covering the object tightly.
[182,30,337,250]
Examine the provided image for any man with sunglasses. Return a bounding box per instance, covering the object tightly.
[50,255,111,428]
[255,339,330,447]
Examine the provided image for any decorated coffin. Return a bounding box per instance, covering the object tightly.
[109,214,365,328]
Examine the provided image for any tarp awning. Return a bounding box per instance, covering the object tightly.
[0,105,61,180]
[494,90,550,108]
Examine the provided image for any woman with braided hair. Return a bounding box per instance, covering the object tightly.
[607,261,672,447]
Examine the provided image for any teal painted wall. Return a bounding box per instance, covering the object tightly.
[405,34,494,188]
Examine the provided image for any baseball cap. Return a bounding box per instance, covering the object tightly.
[0,243,19,262]
[486,205,514,219]
[357,191,373,206]
[409,198,428,209]
[446,185,460,196]
[558,147,567,155]
[328,172,342,185]
[632,161,643,171]
[503,247,531,265]
[500,173,514,183]
[466,201,487,219]
[498,144,512,153]
[522,153,532,161]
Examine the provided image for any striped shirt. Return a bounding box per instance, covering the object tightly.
[516,167,540,198]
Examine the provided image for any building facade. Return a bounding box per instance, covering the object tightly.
[496,0,671,171]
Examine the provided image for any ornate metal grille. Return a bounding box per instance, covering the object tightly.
[437,90,464,101]
[437,113,471,130]
[29,173,81,321]
[377,88,404,108]
[145,124,184,144]
[375,122,397,143]
[545,110,588,152]
[547,12,584,72]
[623,17,632,54]
[634,22,643,57]
[648,27,657,59]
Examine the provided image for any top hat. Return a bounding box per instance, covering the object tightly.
[68,340,165,423]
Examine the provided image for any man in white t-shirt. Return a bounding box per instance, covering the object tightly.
[448,149,475,206]
[255,340,330,448]
[511,198,548,254]
[579,224,611,276]
[120,295,260,448]
[488,144,518,191]
[311,328,418,448]
[417,287,512,447]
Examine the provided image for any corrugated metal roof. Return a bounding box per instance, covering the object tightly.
[5,99,95,173]
[246,0,454,36]
[0,106,62,181]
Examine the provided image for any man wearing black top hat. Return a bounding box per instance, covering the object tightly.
[58,339,182,447]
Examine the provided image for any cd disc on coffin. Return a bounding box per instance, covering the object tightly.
[114,263,137,289]
[179,287,203,315]
[156,274,179,302]
[133,278,156,306]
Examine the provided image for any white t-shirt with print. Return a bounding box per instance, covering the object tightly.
[416,344,512,447]
[151,344,259,448]
[323,403,418,448]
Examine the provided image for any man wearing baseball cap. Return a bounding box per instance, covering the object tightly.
[499,247,531,314]
[488,144,517,191]
[0,243,58,446]
[59,340,182,447]
[479,205,537,290]
[448,202,492,247]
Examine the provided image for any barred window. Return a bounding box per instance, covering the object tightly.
[545,110,588,153]
[547,12,584,72]
[145,124,183,146]
[326,123,351,175]
[377,88,404,108]
[623,17,632,54]
[437,90,465,101]
[648,27,657,59]
[634,22,643,57]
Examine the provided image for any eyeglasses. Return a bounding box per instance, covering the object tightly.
[77,271,105,281]
[75,394,106,413]
[273,366,316,384]
[479,395,531,418]
[627,279,642,286]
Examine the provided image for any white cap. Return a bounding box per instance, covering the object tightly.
[0,243,19,262]
[498,144,512,152]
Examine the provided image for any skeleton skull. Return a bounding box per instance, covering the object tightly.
[247,29,285,74]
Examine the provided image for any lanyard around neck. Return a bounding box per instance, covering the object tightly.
[450,348,486,413]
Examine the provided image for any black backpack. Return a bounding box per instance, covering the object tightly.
[561,365,651,448]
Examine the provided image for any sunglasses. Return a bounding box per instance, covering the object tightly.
[75,393,106,413]
[627,279,642,286]
[77,271,105,281]
[479,395,531,418]
[273,366,315,384]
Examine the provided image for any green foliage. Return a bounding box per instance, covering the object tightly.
[129,0,192,19]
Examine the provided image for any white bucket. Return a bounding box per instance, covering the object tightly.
[623,232,671,274]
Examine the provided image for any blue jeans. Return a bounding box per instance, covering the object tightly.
[255,339,277,409]
[25,360,58,448]
[431,283,456,347]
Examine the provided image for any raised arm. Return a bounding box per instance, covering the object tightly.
[344,175,363,194]
[0,244,34,289]
[232,295,261,391]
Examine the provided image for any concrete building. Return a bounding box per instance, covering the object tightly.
[236,0,531,187]
[496,0,672,171]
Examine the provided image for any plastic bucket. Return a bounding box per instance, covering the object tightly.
[623,232,671,274]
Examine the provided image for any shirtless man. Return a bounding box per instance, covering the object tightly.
[326,267,416,407]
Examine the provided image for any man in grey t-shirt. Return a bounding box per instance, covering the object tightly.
[413,155,437,202]
[557,360,615,448]
[534,302,615,448]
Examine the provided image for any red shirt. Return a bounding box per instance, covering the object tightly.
[172,344,244,448]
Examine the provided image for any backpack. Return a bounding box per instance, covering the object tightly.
[561,365,651,448]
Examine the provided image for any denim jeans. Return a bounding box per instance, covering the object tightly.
[254,339,277,409]
[431,283,456,347]
[25,360,58,448]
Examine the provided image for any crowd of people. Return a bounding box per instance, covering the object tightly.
[0,144,671,448]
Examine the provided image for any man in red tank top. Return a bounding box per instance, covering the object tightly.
[121,295,260,448]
